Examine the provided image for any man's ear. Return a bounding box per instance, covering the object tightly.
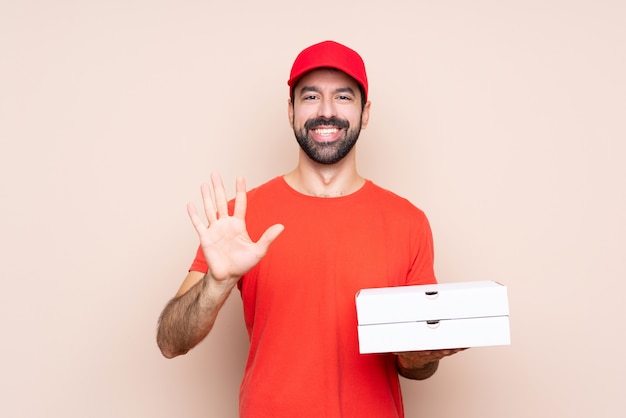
[360,101,372,129]
[287,98,294,128]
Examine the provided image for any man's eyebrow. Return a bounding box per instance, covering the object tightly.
[334,87,356,95]
[298,86,356,95]
[299,86,322,95]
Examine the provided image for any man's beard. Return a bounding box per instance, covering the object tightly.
[293,116,362,165]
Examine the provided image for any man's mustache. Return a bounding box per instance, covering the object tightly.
[304,117,350,130]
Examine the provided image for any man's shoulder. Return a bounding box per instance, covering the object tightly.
[247,176,286,198]
[364,180,426,215]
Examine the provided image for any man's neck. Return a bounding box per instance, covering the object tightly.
[284,153,365,198]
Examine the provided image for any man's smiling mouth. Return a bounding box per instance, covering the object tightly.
[313,128,340,136]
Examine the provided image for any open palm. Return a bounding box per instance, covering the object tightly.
[187,173,284,282]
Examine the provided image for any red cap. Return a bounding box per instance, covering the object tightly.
[288,40,368,101]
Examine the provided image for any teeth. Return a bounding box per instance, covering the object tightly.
[313,128,339,136]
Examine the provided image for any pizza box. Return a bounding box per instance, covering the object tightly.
[356,281,510,353]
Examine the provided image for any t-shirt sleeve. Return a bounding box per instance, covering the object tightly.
[405,211,437,286]
[189,245,209,273]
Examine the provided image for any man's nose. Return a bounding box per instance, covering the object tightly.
[316,97,337,118]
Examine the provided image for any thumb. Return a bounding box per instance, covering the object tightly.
[256,224,285,254]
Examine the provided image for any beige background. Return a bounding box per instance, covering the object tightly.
[1,0,624,417]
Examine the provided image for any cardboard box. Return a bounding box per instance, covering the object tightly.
[356,281,510,354]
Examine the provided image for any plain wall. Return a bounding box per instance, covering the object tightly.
[1,0,624,417]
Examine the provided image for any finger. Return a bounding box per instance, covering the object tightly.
[200,183,217,224]
[435,348,466,359]
[233,176,247,219]
[186,202,207,232]
[211,172,229,218]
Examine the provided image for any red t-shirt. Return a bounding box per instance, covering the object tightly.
[190,177,436,418]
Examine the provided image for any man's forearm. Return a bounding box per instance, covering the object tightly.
[156,274,235,358]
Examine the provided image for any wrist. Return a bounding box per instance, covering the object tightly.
[203,271,240,298]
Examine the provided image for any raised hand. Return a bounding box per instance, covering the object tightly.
[187,173,284,283]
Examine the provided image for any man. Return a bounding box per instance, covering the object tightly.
[157,40,463,417]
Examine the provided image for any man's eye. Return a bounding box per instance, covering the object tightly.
[337,95,352,101]
[303,95,317,100]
